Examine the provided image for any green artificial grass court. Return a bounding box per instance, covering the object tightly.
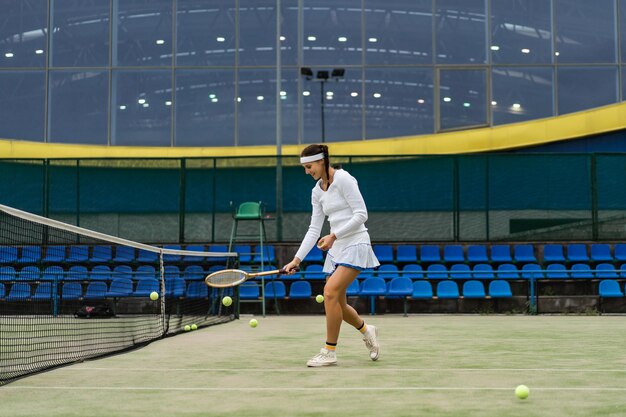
[2,315,626,417]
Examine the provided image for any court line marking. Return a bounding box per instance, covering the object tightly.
[4,386,626,392]
[58,367,626,373]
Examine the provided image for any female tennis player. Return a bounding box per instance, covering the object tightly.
[283,144,380,367]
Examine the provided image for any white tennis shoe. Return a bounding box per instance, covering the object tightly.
[362,325,380,361]
[306,348,337,367]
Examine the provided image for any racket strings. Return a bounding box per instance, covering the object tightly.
[206,270,247,286]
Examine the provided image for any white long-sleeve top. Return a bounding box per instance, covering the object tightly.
[294,169,369,262]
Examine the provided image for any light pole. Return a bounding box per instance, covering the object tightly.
[300,67,345,143]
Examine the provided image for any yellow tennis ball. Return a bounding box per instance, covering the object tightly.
[191,324,198,330]
[184,325,191,332]
[149,291,159,301]
[316,294,324,303]
[222,296,233,307]
[249,318,258,328]
[515,385,529,399]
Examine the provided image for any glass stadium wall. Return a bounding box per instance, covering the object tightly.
[1,154,625,244]
[1,0,626,147]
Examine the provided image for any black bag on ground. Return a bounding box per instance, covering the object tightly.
[74,304,115,318]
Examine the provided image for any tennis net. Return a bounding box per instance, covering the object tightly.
[0,203,237,386]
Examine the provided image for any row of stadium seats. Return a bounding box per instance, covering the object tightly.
[365,243,626,265]
[0,244,274,264]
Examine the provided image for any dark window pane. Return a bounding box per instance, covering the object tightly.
[557,66,617,115]
[365,68,434,138]
[51,0,110,67]
[0,71,45,141]
[303,2,362,66]
[555,0,616,63]
[175,70,235,146]
[365,0,433,65]
[440,69,487,130]
[115,0,173,67]
[112,70,172,146]
[436,0,487,64]
[492,67,553,125]
[49,70,109,144]
[302,68,362,143]
[176,0,235,66]
[0,0,47,68]
[238,0,298,66]
[491,0,552,64]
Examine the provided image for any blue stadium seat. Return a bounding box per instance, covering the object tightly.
[620,263,626,278]
[162,245,182,262]
[490,245,512,263]
[136,265,157,279]
[186,281,208,299]
[472,264,495,280]
[346,279,360,296]
[106,278,133,297]
[436,281,459,299]
[60,282,82,300]
[496,264,520,279]
[402,264,423,279]
[133,278,159,297]
[411,281,433,298]
[183,265,204,281]
[426,264,448,280]
[373,245,394,263]
[18,266,40,281]
[288,281,312,299]
[303,264,326,280]
[303,246,324,263]
[183,245,206,262]
[33,282,55,300]
[546,264,568,279]
[590,244,612,262]
[488,280,513,298]
[233,245,252,264]
[521,263,544,279]
[0,283,5,299]
[164,265,181,280]
[567,244,589,262]
[360,277,387,314]
[387,277,412,297]
[543,244,565,263]
[67,246,89,263]
[570,263,593,279]
[449,264,471,279]
[0,247,18,264]
[396,245,417,263]
[113,246,136,263]
[443,245,464,263]
[16,246,41,264]
[207,245,229,263]
[112,265,133,279]
[615,244,626,262]
[137,249,158,263]
[265,281,286,299]
[595,263,619,279]
[68,265,88,281]
[239,282,260,299]
[420,245,441,263]
[165,278,186,298]
[377,264,400,280]
[513,245,536,263]
[7,283,31,300]
[253,245,276,264]
[43,246,66,263]
[462,280,486,298]
[84,282,107,299]
[42,266,64,282]
[90,245,112,263]
[0,266,16,281]
[91,265,111,281]
[467,245,488,263]
[599,280,623,297]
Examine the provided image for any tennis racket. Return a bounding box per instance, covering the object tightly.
[205,268,297,288]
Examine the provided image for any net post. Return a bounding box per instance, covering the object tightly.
[159,251,166,337]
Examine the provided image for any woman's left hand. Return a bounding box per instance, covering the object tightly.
[317,233,337,251]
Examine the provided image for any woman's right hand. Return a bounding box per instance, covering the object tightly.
[283,258,301,274]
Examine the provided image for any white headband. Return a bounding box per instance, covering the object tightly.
[300,153,325,164]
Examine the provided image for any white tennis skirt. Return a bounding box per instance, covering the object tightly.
[323,231,380,274]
